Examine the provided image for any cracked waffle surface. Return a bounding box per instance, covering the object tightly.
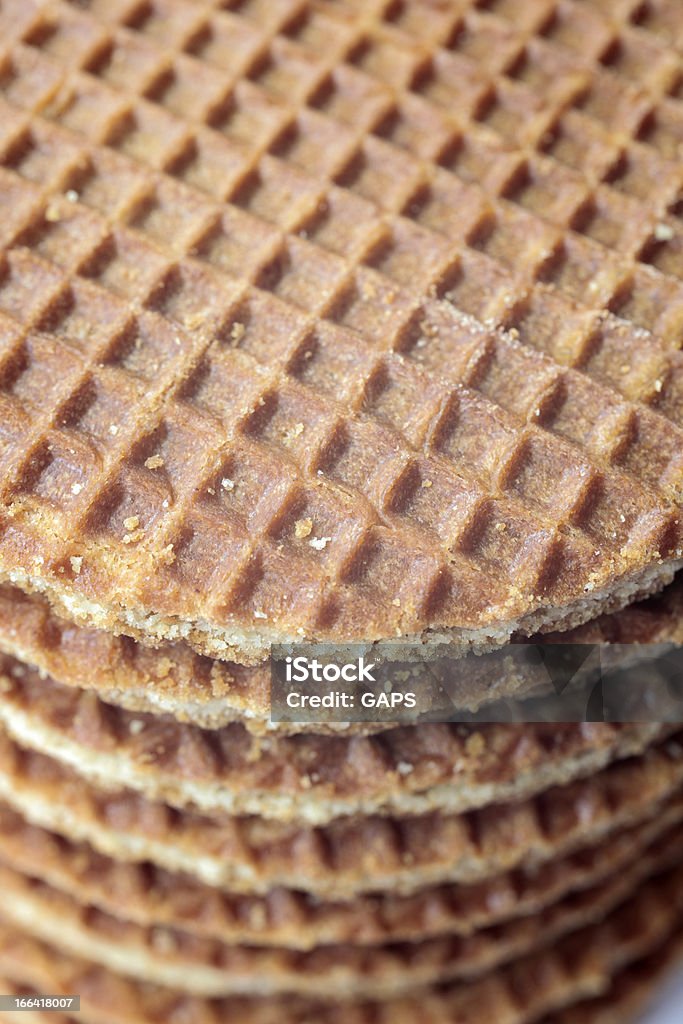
[0,653,670,822]
[2,816,683,999]
[0,2,681,661]
[1,858,683,1023]
[0,726,680,897]
[1,791,683,951]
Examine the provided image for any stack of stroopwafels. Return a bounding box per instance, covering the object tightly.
[0,0,682,1020]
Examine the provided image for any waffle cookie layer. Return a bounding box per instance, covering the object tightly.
[551,924,683,1024]
[0,858,683,1023]
[0,727,680,897]
[1,923,682,1024]
[2,815,683,1000]
[0,1,682,661]
[3,575,683,734]
[0,654,671,823]
[1,788,683,951]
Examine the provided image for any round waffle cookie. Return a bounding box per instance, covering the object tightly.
[0,655,671,822]
[0,0,681,663]
[1,574,683,733]
[0,727,681,897]
[1,792,682,952]
[0,858,682,1022]
[0,816,682,1000]
[2,0,683,1020]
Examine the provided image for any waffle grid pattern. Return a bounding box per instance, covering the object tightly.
[0,726,681,897]
[0,0,681,650]
[0,652,668,821]
[0,836,681,999]
[0,860,682,1023]
[0,793,680,950]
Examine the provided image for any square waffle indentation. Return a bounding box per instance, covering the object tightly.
[287,321,378,402]
[145,260,243,330]
[176,347,270,427]
[334,137,423,211]
[616,407,683,492]
[127,180,215,250]
[0,121,85,190]
[147,509,251,604]
[0,251,65,325]
[309,64,392,129]
[248,41,327,103]
[184,14,265,76]
[85,32,168,94]
[297,188,380,258]
[166,132,250,200]
[105,102,191,169]
[1,46,66,112]
[539,111,618,178]
[385,457,484,546]
[502,432,596,519]
[0,332,82,413]
[131,0,207,50]
[35,278,129,356]
[128,408,223,504]
[220,290,309,367]
[14,433,100,511]
[372,95,456,163]
[361,357,450,446]
[318,418,404,493]
[337,525,449,622]
[229,161,323,230]
[80,230,169,304]
[243,378,338,468]
[21,13,115,74]
[404,175,491,244]
[19,204,106,271]
[326,268,416,339]
[270,478,372,570]
[55,367,141,450]
[256,238,349,314]
[46,76,130,142]
[433,388,520,487]
[609,264,683,342]
[144,55,231,122]
[101,311,189,383]
[441,250,515,322]
[0,172,43,248]
[363,219,453,290]
[455,496,557,594]
[472,334,561,421]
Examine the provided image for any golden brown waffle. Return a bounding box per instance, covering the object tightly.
[1,858,683,1023]
[0,926,680,1024]
[1,790,683,951]
[0,653,670,823]
[545,568,683,645]
[1,933,681,1024]
[3,575,683,734]
[0,0,681,662]
[551,923,683,1024]
[0,583,276,730]
[2,815,683,1000]
[0,726,681,897]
